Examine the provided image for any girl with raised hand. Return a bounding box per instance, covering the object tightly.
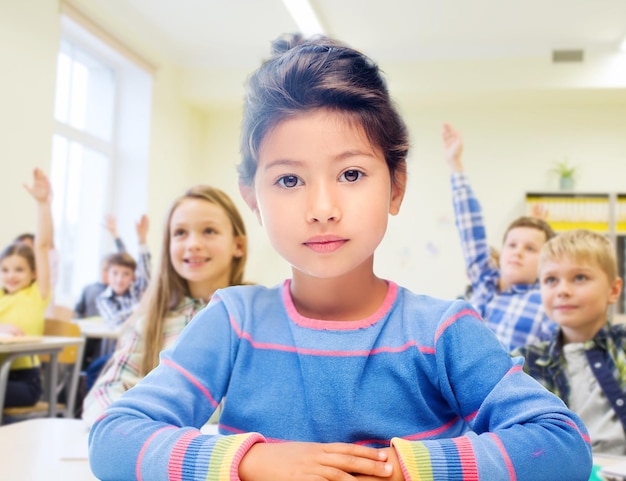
[0,168,53,407]
[89,34,591,481]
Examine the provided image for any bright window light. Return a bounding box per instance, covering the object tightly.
[282,0,325,37]
[620,36,626,52]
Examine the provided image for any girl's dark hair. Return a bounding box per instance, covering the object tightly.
[238,33,409,189]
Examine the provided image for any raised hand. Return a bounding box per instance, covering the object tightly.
[23,168,52,204]
[442,123,464,173]
[135,214,149,244]
[104,214,119,238]
[238,441,393,481]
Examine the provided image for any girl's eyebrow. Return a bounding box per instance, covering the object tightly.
[263,150,377,171]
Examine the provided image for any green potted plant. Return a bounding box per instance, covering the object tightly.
[550,159,577,191]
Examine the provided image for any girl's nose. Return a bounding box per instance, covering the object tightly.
[306,183,341,223]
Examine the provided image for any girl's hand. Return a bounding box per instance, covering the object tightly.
[135,214,149,244]
[354,448,404,481]
[239,441,393,481]
[0,324,25,336]
[23,168,52,204]
[442,123,464,173]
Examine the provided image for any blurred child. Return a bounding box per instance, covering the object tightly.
[442,123,557,351]
[82,185,247,425]
[74,215,127,319]
[0,168,53,407]
[95,214,151,327]
[513,229,626,454]
[89,34,591,481]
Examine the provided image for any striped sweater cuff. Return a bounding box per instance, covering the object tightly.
[168,431,265,481]
[391,436,479,481]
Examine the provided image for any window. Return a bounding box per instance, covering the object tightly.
[52,14,152,308]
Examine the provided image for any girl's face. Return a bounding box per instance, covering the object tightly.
[242,109,405,281]
[1,254,36,294]
[169,198,244,300]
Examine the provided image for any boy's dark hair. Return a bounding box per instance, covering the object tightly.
[15,233,35,244]
[238,33,409,189]
[502,216,556,244]
[104,252,137,272]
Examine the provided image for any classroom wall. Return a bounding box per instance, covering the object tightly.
[0,1,59,246]
[0,1,204,272]
[2,2,625,304]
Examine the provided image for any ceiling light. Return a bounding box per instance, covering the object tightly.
[282,0,325,37]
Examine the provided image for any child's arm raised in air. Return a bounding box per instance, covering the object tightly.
[23,168,53,301]
[105,213,127,252]
[442,122,464,173]
[134,214,151,287]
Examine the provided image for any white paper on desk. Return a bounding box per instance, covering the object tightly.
[59,431,90,460]
[601,460,626,481]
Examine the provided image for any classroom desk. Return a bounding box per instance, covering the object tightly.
[0,336,85,424]
[0,417,97,481]
[75,317,121,357]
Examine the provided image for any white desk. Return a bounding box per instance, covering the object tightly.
[0,417,96,480]
[0,336,85,424]
[75,318,121,358]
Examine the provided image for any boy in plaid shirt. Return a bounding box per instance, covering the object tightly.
[96,215,151,327]
[514,229,626,454]
[443,123,556,350]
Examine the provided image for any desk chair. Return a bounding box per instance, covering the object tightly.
[2,319,85,421]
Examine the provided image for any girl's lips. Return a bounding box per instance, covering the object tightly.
[303,237,348,254]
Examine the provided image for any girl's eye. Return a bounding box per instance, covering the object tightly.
[340,169,363,183]
[542,276,556,285]
[172,229,186,237]
[277,175,301,188]
[204,228,217,235]
[574,274,588,282]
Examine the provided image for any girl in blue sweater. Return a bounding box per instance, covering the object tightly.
[89,33,592,481]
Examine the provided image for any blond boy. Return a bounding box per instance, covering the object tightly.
[514,229,626,454]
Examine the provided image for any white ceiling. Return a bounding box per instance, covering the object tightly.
[81,0,626,107]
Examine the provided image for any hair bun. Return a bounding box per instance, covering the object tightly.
[270,32,307,56]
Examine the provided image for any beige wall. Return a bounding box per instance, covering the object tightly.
[0,1,59,246]
[2,2,625,301]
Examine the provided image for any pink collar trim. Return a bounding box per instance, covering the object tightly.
[281,279,398,330]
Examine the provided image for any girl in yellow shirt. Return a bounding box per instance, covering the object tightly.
[0,168,53,407]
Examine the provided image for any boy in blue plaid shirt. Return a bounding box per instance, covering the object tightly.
[443,123,556,351]
[96,215,151,327]
[513,229,626,454]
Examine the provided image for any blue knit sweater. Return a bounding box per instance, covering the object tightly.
[89,281,591,480]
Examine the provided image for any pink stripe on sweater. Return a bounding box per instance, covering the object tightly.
[168,430,201,481]
[434,308,481,343]
[162,358,219,408]
[452,437,479,480]
[229,318,434,356]
[488,433,516,481]
[136,426,175,481]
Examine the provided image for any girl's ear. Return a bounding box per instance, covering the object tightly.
[389,170,407,216]
[233,236,246,259]
[238,182,263,225]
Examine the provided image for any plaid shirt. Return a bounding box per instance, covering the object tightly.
[513,323,626,425]
[96,244,151,327]
[451,173,556,351]
[82,296,207,426]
